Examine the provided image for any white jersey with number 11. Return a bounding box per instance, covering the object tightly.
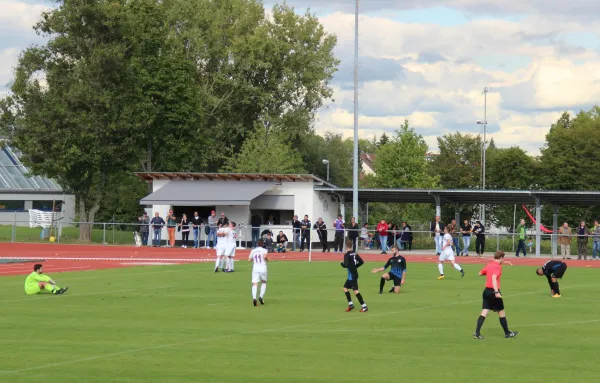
[249,247,268,272]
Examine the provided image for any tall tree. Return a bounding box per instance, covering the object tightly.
[0,0,149,240]
[378,133,390,147]
[429,133,482,221]
[222,126,305,174]
[538,107,600,225]
[485,146,538,227]
[366,121,439,225]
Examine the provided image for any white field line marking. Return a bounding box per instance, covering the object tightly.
[0,266,90,275]
[0,257,208,262]
[1,285,593,375]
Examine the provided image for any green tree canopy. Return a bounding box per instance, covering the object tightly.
[223,126,305,174]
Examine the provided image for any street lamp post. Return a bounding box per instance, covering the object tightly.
[477,87,489,225]
[322,159,330,182]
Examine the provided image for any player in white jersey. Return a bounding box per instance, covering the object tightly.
[215,225,229,272]
[224,222,237,272]
[249,239,269,306]
[437,226,464,280]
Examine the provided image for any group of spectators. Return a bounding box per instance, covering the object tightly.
[430,216,486,257]
[556,220,600,260]
[360,220,413,254]
[137,210,229,248]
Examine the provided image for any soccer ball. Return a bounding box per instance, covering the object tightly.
[49,236,56,243]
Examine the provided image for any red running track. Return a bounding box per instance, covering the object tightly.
[1,243,599,276]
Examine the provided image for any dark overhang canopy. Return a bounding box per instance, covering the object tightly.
[314,188,600,206]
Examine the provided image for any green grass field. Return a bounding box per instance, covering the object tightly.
[0,261,599,382]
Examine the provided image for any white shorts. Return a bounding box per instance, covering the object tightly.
[225,246,236,257]
[439,249,455,262]
[216,246,227,256]
[252,270,268,283]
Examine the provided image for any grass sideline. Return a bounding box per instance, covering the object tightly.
[0,261,599,382]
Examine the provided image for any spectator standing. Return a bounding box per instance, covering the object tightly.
[593,221,600,260]
[448,219,461,256]
[217,212,229,227]
[166,210,177,248]
[190,211,202,249]
[515,219,527,257]
[207,210,218,249]
[473,220,485,257]
[292,215,302,251]
[399,221,412,250]
[266,215,275,225]
[557,222,572,260]
[150,212,165,247]
[577,221,589,260]
[179,214,190,248]
[251,214,262,248]
[460,219,472,256]
[314,218,329,252]
[138,212,149,247]
[300,215,311,251]
[347,217,359,252]
[333,215,345,253]
[377,219,389,255]
[430,216,445,255]
[361,224,372,249]
[276,231,288,253]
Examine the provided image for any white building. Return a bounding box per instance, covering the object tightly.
[136,173,342,246]
[0,144,75,226]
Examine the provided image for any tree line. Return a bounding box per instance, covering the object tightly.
[1,0,599,239]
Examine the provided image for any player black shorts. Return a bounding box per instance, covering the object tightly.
[482,288,504,312]
[552,264,567,279]
[344,278,359,290]
[388,273,402,286]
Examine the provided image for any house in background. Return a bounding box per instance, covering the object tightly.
[136,172,343,246]
[0,143,75,226]
[360,153,376,180]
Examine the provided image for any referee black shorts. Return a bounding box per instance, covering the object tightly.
[552,264,567,279]
[482,287,504,312]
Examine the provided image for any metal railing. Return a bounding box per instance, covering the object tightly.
[2,219,600,259]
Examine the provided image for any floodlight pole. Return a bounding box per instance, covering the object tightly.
[352,0,359,221]
[477,87,488,225]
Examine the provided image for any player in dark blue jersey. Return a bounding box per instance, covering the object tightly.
[372,245,407,294]
[536,260,567,298]
[341,239,368,312]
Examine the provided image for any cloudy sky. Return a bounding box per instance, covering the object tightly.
[3,1,600,154]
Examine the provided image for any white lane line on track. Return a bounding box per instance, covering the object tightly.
[0,257,209,262]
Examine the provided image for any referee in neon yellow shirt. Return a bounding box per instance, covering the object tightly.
[24,264,68,295]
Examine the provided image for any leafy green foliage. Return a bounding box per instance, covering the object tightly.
[223,126,305,174]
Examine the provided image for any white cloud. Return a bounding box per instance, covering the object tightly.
[310,10,600,154]
[0,1,48,31]
[0,48,20,88]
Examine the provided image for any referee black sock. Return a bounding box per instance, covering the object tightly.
[356,293,365,305]
[379,277,385,293]
[499,317,509,334]
[475,315,486,334]
[345,291,352,303]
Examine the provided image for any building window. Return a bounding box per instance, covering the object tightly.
[32,200,63,212]
[0,200,25,212]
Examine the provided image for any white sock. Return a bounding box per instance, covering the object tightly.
[453,263,462,272]
[260,283,267,298]
[219,256,226,269]
[252,285,257,299]
[348,301,354,306]
[229,258,234,271]
[215,256,221,269]
[438,263,444,275]
[225,257,231,270]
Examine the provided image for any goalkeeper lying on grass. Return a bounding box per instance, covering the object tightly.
[25,264,68,295]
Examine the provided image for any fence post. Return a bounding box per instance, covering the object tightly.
[496,233,500,251]
[102,223,106,245]
[57,222,61,244]
[12,212,16,243]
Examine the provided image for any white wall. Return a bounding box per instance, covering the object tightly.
[0,193,76,227]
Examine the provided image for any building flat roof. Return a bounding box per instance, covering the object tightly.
[314,188,600,206]
[135,172,338,188]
